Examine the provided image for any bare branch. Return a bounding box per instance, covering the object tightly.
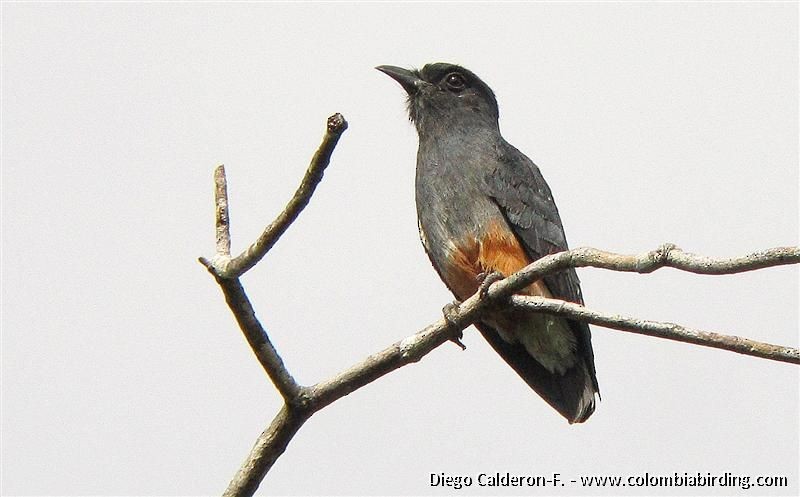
[644,245,800,274]
[510,295,799,365]
[200,115,349,403]
[212,114,348,279]
[309,315,475,411]
[214,165,231,256]
[222,296,482,497]
[223,405,312,497]
[210,272,303,403]
[219,237,799,497]
[489,244,800,301]
[201,115,798,496]
[199,114,350,496]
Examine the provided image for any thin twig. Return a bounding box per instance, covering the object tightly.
[214,165,231,257]
[510,295,799,365]
[213,114,348,279]
[210,271,303,404]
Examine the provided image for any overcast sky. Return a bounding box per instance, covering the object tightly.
[2,2,798,496]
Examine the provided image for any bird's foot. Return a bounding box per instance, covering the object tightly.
[476,270,505,299]
[442,301,467,350]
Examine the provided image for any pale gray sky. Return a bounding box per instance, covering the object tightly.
[2,2,798,496]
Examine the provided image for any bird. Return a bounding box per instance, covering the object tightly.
[376,63,599,423]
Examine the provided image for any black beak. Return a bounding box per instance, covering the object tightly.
[376,65,424,95]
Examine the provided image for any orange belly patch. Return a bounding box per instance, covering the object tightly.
[442,220,551,301]
[442,220,578,375]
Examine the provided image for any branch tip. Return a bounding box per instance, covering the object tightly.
[327,113,348,134]
[450,337,467,350]
[213,163,232,257]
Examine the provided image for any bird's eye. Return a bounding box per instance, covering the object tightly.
[444,72,467,92]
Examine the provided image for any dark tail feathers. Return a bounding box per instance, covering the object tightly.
[476,323,599,423]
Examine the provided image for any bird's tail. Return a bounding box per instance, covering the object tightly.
[476,322,598,423]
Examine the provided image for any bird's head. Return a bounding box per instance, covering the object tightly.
[376,62,499,134]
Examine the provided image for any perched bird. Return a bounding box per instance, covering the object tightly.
[377,63,599,423]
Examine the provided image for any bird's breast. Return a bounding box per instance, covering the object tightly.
[415,163,548,301]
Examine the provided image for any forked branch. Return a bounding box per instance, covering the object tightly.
[201,113,348,279]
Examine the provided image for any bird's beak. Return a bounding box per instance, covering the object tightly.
[376,65,424,95]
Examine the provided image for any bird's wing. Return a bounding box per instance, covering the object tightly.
[483,141,584,305]
[482,141,598,391]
